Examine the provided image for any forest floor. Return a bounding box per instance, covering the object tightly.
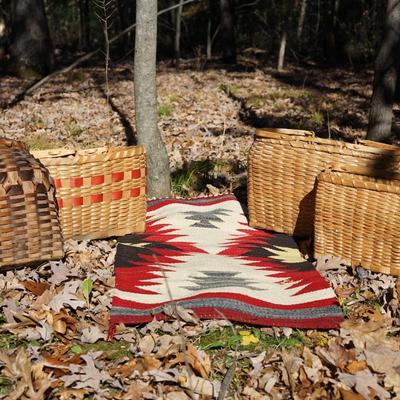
[0,59,399,399]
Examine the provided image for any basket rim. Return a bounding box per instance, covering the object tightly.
[317,169,400,194]
[254,128,399,155]
[255,128,315,138]
[31,145,146,165]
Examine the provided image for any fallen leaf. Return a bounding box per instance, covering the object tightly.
[147,368,180,383]
[49,282,86,312]
[242,386,265,399]
[316,255,347,271]
[206,184,220,195]
[156,334,185,357]
[316,337,355,371]
[364,342,400,375]
[80,325,105,343]
[166,343,210,379]
[48,261,70,286]
[121,380,152,400]
[166,391,191,400]
[142,356,162,371]
[138,334,156,354]
[0,299,20,323]
[61,351,111,391]
[32,289,56,309]
[339,388,365,400]
[109,359,138,379]
[23,280,50,296]
[249,351,266,379]
[58,388,89,400]
[178,370,220,397]
[338,369,390,399]
[163,304,199,324]
[346,360,367,374]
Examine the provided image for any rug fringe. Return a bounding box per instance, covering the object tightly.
[107,322,116,341]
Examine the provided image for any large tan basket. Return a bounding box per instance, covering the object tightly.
[247,128,400,237]
[32,146,147,240]
[0,139,63,269]
[314,164,400,276]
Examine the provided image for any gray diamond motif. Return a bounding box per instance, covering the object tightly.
[184,271,262,291]
[183,208,230,229]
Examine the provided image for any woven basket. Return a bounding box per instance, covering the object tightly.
[32,146,147,240]
[314,164,400,276]
[247,128,400,237]
[0,139,63,269]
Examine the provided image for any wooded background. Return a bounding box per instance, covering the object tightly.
[0,0,399,148]
[0,0,388,69]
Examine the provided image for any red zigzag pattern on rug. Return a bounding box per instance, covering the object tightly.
[110,194,342,335]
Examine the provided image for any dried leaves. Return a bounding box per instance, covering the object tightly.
[0,199,398,400]
[0,64,399,399]
[0,348,53,400]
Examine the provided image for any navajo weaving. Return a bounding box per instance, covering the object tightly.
[110,195,342,333]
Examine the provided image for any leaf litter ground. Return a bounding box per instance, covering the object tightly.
[0,60,399,399]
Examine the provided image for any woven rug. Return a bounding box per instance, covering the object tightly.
[110,194,342,333]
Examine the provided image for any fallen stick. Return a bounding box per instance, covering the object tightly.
[5,0,198,108]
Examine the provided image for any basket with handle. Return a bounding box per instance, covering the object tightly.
[0,138,64,269]
[247,128,400,237]
[314,163,400,276]
[31,145,147,240]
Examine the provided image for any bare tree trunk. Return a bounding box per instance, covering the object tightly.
[116,0,125,51]
[297,0,307,40]
[206,0,212,59]
[134,0,171,197]
[323,0,340,62]
[219,0,236,63]
[277,31,287,71]
[315,0,320,35]
[9,0,53,77]
[0,9,7,64]
[206,0,220,61]
[174,0,183,67]
[78,0,85,49]
[84,0,90,48]
[103,1,111,102]
[367,0,400,142]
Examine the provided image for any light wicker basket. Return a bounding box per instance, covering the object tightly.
[314,164,400,276]
[0,139,64,269]
[32,145,147,240]
[247,128,400,237]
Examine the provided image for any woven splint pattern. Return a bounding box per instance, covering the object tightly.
[32,146,147,240]
[0,139,63,269]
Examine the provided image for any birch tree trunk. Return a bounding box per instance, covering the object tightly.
[277,31,287,71]
[206,0,212,59]
[367,0,400,141]
[134,0,171,197]
[0,10,7,64]
[297,0,307,40]
[174,0,183,67]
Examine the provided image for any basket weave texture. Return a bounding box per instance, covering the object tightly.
[32,146,147,240]
[0,139,64,269]
[314,165,400,276]
[247,128,400,237]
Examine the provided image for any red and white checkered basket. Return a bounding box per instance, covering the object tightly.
[32,146,146,240]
